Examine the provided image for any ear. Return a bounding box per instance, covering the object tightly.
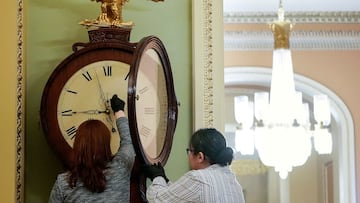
[196,152,206,162]
[193,152,210,169]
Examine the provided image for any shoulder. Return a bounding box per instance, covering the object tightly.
[187,165,232,177]
[55,172,70,187]
[57,172,68,182]
[184,167,214,180]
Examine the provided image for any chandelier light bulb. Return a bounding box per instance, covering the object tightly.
[235,129,255,155]
[314,94,331,126]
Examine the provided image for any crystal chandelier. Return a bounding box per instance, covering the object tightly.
[233,1,332,179]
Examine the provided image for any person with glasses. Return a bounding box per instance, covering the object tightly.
[142,128,245,203]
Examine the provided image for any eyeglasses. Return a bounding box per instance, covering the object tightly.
[186,148,194,155]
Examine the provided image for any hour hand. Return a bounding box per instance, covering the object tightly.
[61,109,110,115]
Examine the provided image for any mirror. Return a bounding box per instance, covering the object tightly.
[224,67,356,203]
[192,1,356,203]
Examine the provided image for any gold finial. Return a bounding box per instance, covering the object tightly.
[269,0,293,49]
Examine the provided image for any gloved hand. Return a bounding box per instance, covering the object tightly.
[110,94,125,112]
[142,162,169,182]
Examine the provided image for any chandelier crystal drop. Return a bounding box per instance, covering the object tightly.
[234,0,332,179]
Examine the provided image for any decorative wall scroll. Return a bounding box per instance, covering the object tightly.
[192,0,224,130]
[202,0,215,128]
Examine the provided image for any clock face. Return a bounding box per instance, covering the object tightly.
[41,44,135,167]
[57,60,129,154]
[135,49,168,159]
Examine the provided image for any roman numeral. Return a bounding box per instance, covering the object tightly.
[125,71,130,80]
[144,107,155,115]
[140,125,151,137]
[61,110,73,116]
[82,71,92,81]
[66,126,77,139]
[139,86,149,94]
[103,65,112,76]
[66,89,77,94]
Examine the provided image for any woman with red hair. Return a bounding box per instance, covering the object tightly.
[49,95,135,203]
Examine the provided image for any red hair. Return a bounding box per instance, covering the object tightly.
[69,119,112,193]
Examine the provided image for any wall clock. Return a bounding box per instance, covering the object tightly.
[40,28,135,168]
[40,28,178,202]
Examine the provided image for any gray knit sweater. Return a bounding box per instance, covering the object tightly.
[48,117,135,203]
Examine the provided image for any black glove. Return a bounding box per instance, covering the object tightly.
[142,162,169,182]
[110,94,125,112]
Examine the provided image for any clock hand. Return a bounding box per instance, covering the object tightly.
[94,71,116,133]
[95,71,110,108]
[106,117,117,133]
[73,109,110,115]
[67,109,116,132]
[73,109,116,132]
[104,107,117,133]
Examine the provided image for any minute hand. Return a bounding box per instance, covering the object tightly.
[74,109,109,115]
[95,71,109,107]
[95,71,116,133]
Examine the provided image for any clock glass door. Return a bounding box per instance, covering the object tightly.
[128,36,178,165]
[135,49,168,159]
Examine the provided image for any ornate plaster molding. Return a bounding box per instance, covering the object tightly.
[202,0,215,127]
[193,0,219,129]
[16,0,25,202]
[224,11,360,24]
[225,30,360,50]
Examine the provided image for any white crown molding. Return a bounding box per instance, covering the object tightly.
[224,30,360,50]
[224,11,360,24]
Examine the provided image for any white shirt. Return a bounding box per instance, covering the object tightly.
[146,164,245,203]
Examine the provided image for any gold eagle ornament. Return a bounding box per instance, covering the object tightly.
[80,0,164,28]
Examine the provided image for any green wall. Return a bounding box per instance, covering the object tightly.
[26,1,192,202]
